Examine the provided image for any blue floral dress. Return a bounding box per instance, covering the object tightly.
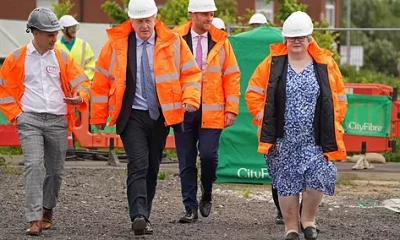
[265,63,337,197]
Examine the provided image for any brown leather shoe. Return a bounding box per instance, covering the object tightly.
[41,209,53,230]
[26,221,41,236]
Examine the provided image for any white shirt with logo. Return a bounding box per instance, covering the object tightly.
[21,41,67,115]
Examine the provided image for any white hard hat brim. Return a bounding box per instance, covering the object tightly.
[41,26,63,32]
[128,8,158,19]
[63,22,79,28]
[282,29,313,37]
[188,7,217,12]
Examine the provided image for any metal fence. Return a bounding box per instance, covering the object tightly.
[226,26,400,78]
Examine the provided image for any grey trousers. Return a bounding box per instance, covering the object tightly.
[17,112,68,222]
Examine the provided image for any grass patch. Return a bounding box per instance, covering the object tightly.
[336,174,358,187]
[164,149,177,158]
[158,171,166,180]
[0,160,23,175]
[0,147,23,156]
[240,188,253,198]
[115,168,127,177]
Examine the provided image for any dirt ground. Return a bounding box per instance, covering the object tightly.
[1,167,400,240]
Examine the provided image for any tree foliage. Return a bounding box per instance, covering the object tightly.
[158,0,189,26]
[101,0,129,24]
[158,0,239,27]
[265,0,306,24]
[342,0,400,76]
[51,0,76,19]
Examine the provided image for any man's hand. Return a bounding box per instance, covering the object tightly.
[225,112,236,127]
[184,103,197,112]
[63,95,83,105]
[94,124,106,130]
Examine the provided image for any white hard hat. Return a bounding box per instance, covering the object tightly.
[127,0,158,19]
[26,8,62,32]
[59,15,79,28]
[212,17,225,30]
[188,0,217,12]
[249,13,267,25]
[282,11,313,37]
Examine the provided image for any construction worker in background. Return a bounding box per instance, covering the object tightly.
[212,17,226,31]
[0,8,90,236]
[173,0,241,224]
[90,0,201,235]
[249,13,268,29]
[57,15,96,80]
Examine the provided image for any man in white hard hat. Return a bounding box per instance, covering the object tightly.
[90,0,201,235]
[249,13,268,29]
[0,7,90,236]
[173,0,240,224]
[212,17,226,31]
[56,15,96,80]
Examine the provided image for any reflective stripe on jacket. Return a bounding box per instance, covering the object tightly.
[56,38,96,79]
[90,20,202,127]
[245,41,348,161]
[173,22,241,129]
[0,45,91,130]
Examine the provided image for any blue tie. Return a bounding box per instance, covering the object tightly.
[141,41,160,120]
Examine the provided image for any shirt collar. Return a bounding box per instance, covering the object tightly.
[136,30,156,47]
[27,40,54,55]
[191,28,208,39]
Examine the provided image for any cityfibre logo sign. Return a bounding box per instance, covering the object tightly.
[347,122,383,132]
[237,168,269,179]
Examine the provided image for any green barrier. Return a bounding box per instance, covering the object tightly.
[342,94,391,137]
[90,116,116,133]
[216,27,283,184]
[0,112,10,124]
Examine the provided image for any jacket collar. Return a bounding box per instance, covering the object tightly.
[173,21,227,43]
[270,41,332,64]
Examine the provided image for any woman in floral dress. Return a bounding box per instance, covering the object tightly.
[245,11,348,240]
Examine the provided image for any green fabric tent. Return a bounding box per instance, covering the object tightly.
[216,27,284,184]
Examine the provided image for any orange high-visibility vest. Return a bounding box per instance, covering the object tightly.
[245,41,348,161]
[90,20,202,127]
[0,46,91,130]
[173,22,241,129]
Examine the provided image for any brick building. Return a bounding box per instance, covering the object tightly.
[0,0,341,27]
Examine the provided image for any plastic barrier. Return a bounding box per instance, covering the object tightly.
[344,83,400,153]
[0,83,399,153]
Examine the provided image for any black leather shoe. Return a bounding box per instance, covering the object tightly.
[199,199,212,217]
[131,216,146,235]
[302,226,318,240]
[275,211,284,225]
[144,221,153,235]
[285,232,300,240]
[300,223,320,233]
[179,209,198,223]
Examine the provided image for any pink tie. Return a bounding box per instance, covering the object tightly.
[195,35,203,70]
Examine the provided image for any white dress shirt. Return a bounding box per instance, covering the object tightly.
[191,29,208,70]
[21,41,67,115]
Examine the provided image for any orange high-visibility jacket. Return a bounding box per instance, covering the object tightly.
[173,22,241,129]
[245,41,348,161]
[0,46,91,131]
[90,20,202,127]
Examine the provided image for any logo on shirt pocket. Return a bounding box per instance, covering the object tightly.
[46,66,60,77]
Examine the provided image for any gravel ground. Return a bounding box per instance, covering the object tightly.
[1,167,400,240]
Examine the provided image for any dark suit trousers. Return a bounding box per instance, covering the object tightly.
[120,109,169,221]
[174,109,222,210]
